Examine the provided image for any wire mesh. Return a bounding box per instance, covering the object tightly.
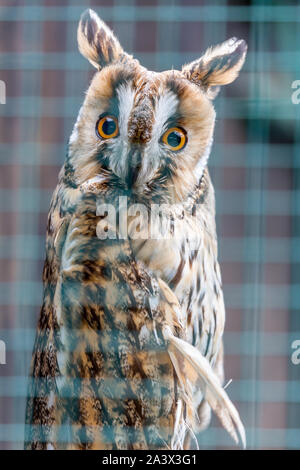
[0,0,300,450]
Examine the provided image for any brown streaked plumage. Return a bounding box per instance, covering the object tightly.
[25,9,247,450]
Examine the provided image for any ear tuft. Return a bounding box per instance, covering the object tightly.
[78,9,124,69]
[182,37,247,96]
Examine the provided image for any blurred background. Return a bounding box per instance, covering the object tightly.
[0,0,300,450]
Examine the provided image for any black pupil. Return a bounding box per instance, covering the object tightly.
[102,117,116,135]
[167,130,182,148]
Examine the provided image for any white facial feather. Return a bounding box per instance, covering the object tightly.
[108,84,135,178]
[152,90,179,141]
[69,105,83,145]
[117,83,136,138]
[194,137,213,182]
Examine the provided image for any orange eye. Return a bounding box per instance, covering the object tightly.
[96,115,119,139]
[162,127,187,151]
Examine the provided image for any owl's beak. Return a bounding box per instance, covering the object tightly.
[126,147,142,189]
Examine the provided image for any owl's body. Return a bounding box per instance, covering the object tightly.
[25,10,247,450]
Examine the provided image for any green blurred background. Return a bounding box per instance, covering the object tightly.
[0,0,300,449]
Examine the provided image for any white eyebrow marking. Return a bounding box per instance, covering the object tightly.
[194,137,213,182]
[152,90,179,142]
[136,90,179,185]
[117,83,135,138]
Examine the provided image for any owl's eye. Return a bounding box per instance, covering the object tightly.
[96,115,119,139]
[162,127,187,151]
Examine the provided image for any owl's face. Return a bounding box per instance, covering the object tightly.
[70,64,216,202]
[69,9,247,203]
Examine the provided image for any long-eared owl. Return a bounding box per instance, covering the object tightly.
[25,9,247,450]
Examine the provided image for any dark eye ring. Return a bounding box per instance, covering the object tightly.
[96,114,119,139]
[161,127,187,151]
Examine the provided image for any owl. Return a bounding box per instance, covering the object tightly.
[25,9,247,450]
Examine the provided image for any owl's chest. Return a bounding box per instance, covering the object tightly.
[131,208,224,361]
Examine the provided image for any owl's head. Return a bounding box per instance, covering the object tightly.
[68,9,247,203]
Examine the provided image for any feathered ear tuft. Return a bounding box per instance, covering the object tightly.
[182,37,247,98]
[77,9,124,70]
